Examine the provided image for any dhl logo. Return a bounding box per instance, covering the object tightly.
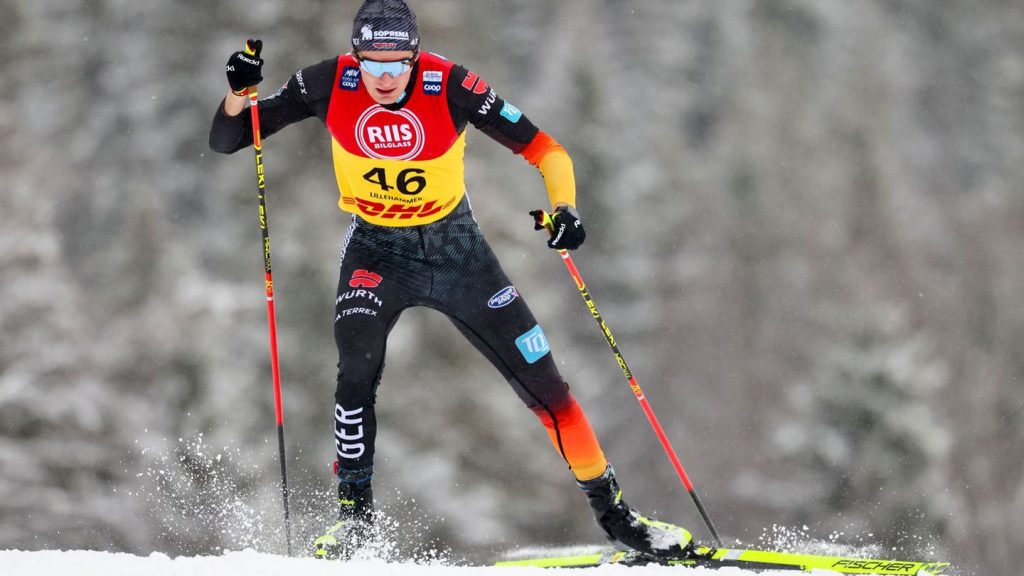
[344,197,456,220]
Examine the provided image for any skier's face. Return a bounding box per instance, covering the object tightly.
[357,50,417,105]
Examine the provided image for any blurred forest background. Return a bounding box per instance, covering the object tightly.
[2,0,1022,574]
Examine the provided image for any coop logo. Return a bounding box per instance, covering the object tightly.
[355,105,425,160]
[487,286,519,309]
[422,70,443,95]
[340,66,360,91]
[515,325,550,364]
[349,269,383,288]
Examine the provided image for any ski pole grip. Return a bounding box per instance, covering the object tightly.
[244,39,262,95]
[530,209,555,236]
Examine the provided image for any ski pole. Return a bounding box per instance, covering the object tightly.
[532,209,723,547]
[243,40,292,556]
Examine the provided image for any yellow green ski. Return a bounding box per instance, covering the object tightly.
[495,545,950,575]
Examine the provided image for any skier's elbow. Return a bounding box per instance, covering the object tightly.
[209,103,251,154]
[208,132,244,154]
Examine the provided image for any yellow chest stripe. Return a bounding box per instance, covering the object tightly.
[332,132,467,226]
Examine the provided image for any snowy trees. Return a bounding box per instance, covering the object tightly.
[1,1,1022,574]
[777,308,950,549]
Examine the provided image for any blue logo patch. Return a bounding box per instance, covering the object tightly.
[500,101,522,123]
[515,325,550,364]
[488,286,519,309]
[422,70,443,96]
[340,66,361,91]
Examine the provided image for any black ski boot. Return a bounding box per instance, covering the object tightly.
[578,465,693,558]
[313,467,374,560]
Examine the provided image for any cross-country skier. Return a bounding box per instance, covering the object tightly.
[209,0,693,560]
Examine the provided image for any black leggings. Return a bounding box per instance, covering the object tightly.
[332,198,577,477]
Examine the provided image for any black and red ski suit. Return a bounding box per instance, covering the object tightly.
[209,52,607,485]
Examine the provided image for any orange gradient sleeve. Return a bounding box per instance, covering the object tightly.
[531,395,608,482]
[521,131,576,210]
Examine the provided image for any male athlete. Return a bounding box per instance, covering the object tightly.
[210,0,693,559]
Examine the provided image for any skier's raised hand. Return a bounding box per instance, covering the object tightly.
[225,39,264,96]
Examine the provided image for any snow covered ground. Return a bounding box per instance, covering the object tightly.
[0,549,781,576]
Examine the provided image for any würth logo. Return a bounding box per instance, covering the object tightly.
[461,70,489,95]
[350,269,383,288]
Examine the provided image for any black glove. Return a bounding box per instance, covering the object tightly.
[225,39,263,94]
[532,206,586,250]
